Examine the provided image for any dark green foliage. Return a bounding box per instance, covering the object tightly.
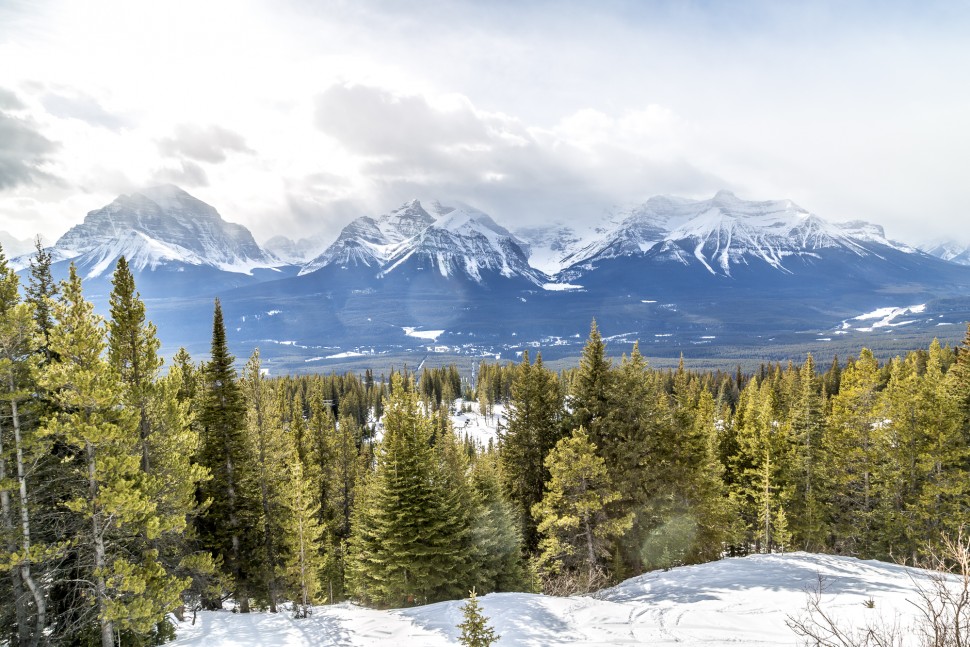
[347,376,476,607]
[499,351,566,550]
[195,299,260,611]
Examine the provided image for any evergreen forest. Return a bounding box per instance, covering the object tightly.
[3,248,970,646]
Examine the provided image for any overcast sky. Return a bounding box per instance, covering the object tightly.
[0,0,967,247]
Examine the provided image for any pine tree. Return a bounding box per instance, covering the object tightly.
[457,589,500,647]
[0,244,48,645]
[106,257,208,630]
[108,256,161,473]
[823,348,885,556]
[281,458,324,618]
[195,299,259,611]
[788,355,827,550]
[41,265,186,646]
[532,427,633,585]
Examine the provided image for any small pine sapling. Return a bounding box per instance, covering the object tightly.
[458,589,500,647]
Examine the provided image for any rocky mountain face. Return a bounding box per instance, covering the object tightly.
[302,200,545,286]
[53,184,277,278]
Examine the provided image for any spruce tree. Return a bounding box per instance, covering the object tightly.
[457,589,500,647]
[347,375,473,607]
[499,351,565,550]
[196,299,259,611]
[468,452,527,593]
[24,237,57,363]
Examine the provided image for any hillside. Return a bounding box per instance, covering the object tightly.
[170,552,940,646]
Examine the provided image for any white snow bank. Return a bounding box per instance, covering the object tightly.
[169,552,942,646]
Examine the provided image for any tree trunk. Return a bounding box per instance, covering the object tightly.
[1,411,31,647]
[87,442,114,647]
[11,395,46,645]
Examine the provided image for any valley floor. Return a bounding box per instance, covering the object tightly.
[169,552,937,646]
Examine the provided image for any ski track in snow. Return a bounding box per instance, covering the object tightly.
[169,552,942,646]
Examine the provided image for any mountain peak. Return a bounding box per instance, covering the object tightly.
[52,187,275,277]
[712,189,739,203]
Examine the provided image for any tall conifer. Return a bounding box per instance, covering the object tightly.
[196,299,259,611]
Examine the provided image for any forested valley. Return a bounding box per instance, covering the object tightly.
[3,248,970,646]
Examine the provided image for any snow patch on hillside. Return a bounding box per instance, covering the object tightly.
[849,304,927,332]
[541,282,583,291]
[402,327,445,341]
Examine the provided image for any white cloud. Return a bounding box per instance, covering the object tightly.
[158,124,253,164]
[0,0,966,245]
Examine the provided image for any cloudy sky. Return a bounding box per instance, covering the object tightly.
[0,0,967,247]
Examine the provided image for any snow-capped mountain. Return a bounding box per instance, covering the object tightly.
[546,190,914,277]
[299,200,437,275]
[920,239,970,266]
[263,232,334,265]
[302,200,545,286]
[53,185,278,278]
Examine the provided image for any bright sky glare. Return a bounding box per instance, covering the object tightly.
[0,0,967,247]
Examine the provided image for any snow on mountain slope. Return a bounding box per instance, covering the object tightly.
[302,200,545,285]
[920,239,970,266]
[521,191,917,277]
[169,552,940,646]
[299,200,436,276]
[264,232,335,265]
[53,185,278,277]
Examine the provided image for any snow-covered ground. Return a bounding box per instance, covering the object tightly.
[169,552,942,646]
[450,400,505,447]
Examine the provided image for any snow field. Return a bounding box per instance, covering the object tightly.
[169,552,942,646]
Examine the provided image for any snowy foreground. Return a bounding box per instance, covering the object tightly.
[170,552,941,646]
